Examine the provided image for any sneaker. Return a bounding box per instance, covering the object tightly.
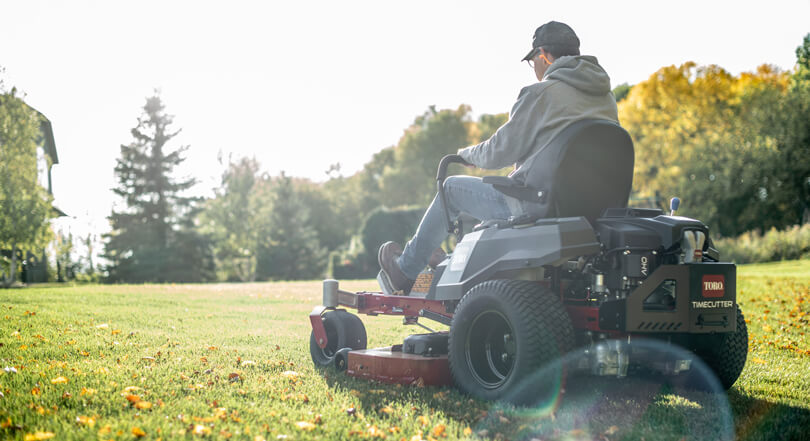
[377,241,415,295]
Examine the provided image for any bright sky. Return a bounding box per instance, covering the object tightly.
[2,0,809,253]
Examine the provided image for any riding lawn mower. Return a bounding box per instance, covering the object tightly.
[308,119,748,405]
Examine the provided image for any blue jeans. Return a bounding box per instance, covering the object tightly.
[397,175,525,279]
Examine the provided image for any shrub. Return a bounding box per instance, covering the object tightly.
[714,224,810,264]
[329,206,424,279]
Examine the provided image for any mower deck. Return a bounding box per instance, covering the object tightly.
[346,347,452,386]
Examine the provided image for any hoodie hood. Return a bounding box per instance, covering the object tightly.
[544,55,612,96]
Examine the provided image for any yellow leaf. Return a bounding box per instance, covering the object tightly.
[0,418,11,429]
[81,387,96,396]
[24,431,55,441]
[379,406,394,414]
[96,323,109,329]
[31,387,41,395]
[281,371,299,381]
[431,424,446,437]
[417,415,429,426]
[193,424,211,436]
[463,427,472,436]
[50,376,68,384]
[124,386,141,392]
[296,421,316,431]
[97,425,111,435]
[132,427,146,437]
[111,329,121,335]
[125,394,141,403]
[135,401,152,410]
[76,415,96,427]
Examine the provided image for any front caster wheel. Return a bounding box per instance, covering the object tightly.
[448,280,574,405]
[309,310,366,367]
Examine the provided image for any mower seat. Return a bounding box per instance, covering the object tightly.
[482,119,634,226]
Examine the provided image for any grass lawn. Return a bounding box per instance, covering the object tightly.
[1,260,808,441]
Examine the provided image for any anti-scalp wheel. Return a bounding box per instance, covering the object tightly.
[309,310,367,367]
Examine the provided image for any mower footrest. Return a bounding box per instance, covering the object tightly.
[346,347,452,387]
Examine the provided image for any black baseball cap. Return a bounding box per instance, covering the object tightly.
[521,21,580,61]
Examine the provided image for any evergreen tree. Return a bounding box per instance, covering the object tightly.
[103,93,214,282]
[257,173,326,280]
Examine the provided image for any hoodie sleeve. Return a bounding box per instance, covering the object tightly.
[457,85,545,169]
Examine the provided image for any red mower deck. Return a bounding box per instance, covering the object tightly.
[346,347,452,386]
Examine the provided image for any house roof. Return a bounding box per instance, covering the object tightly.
[29,106,58,165]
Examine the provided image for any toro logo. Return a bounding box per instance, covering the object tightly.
[702,274,725,298]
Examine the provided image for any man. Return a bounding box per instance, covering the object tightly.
[379,21,619,294]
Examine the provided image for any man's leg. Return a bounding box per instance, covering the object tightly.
[379,176,513,291]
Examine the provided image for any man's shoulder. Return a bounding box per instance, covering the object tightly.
[518,80,561,99]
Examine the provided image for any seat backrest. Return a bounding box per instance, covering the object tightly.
[523,119,634,224]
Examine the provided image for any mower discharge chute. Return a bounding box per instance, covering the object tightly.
[308,120,748,405]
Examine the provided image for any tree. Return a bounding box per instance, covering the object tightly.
[612,83,632,102]
[200,157,268,282]
[54,229,76,282]
[103,93,214,283]
[380,105,474,206]
[256,173,326,280]
[618,59,806,237]
[0,90,54,287]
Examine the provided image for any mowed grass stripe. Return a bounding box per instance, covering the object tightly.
[0,262,808,440]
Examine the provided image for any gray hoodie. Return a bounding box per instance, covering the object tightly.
[458,55,618,183]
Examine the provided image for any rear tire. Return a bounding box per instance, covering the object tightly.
[309,310,367,367]
[691,306,748,389]
[448,280,574,405]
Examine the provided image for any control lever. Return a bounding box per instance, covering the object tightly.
[436,154,472,240]
[670,197,680,216]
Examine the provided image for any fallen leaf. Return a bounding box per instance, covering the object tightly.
[296,421,316,431]
[605,425,619,435]
[31,387,41,396]
[76,415,96,427]
[132,427,146,437]
[81,387,96,396]
[379,406,394,414]
[125,394,141,403]
[281,371,298,381]
[50,376,68,384]
[24,431,55,441]
[96,323,109,329]
[135,401,152,410]
[124,386,141,392]
[431,424,446,437]
[193,425,212,436]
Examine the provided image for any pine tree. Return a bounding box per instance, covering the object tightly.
[103,93,214,282]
